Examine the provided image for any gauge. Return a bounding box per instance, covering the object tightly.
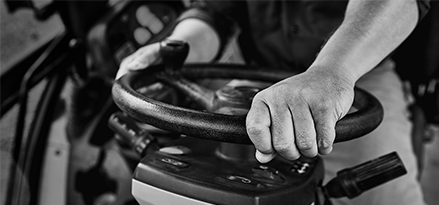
[136,6,164,34]
[134,27,152,45]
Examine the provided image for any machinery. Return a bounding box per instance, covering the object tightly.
[110,40,407,205]
[1,1,415,205]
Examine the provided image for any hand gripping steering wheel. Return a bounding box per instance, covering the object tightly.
[112,63,383,144]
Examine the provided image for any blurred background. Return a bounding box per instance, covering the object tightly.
[1,1,64,204]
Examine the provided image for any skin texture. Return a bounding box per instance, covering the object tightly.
[116,0,419,163]
[247,68,355,162]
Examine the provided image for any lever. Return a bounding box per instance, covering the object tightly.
[159,39,189,71]
[323,152,407,199]
[108,112,158,157]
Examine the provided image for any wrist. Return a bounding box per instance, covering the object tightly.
[306,65,356,89]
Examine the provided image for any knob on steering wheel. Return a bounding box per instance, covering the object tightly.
[112,63,383,144]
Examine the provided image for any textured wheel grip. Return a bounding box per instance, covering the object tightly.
[112,64,383,144]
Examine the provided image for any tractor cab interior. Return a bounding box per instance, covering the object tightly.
[1,0,437,205]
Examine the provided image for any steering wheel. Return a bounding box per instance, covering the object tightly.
[112,63,383,144]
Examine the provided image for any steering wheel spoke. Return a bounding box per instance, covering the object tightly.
[156,72,216,111]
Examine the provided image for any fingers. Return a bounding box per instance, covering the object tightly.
[289,102,318,158]
[247,94,301,163]
[311,105,336,155]
[115,43,161,80]
[246,99,273,157]
[270,102,300,160]
[247,86,339,163]
[255,150,277,163]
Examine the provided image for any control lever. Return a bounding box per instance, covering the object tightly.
[159,39,189,71]
[323,152,406,199]
[108,112,159,157]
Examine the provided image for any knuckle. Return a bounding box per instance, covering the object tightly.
[311,101,332,115]
[273,141,292,153]
[318,138,332,149]
[297,139,314,151]
[297,87,313,99]
[295,132,315,151]
[246,125,265,137]
[314,121,336,147]
[318,101,332,111]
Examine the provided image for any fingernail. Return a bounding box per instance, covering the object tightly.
[255,150,277,163]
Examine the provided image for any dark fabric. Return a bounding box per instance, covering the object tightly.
[393,0,438,124]
[179,0,431,72]
[417,0,432,21]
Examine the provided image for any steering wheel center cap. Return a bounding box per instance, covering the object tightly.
[213,85,260,114]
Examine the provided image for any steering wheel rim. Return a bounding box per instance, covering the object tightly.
[112,64,383,144]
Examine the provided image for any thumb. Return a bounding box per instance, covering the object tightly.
[255,150,277,164]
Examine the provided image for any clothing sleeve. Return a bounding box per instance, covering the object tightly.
[176,0,245,60]
[417,0,431,21]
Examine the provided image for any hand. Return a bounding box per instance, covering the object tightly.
[115,42,161,80]
[246,68,355,163]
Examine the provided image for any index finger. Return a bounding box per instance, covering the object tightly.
[246,99,273,157]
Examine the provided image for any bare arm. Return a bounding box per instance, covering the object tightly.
[247,0,420,163]
[310,0,419,81]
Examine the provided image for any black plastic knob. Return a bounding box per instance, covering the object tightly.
[108,112,158,157]
[323,152,407,199]
[159,39,189,71]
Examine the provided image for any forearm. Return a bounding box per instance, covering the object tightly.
[168,18,220,63]
[309,0,419,83]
